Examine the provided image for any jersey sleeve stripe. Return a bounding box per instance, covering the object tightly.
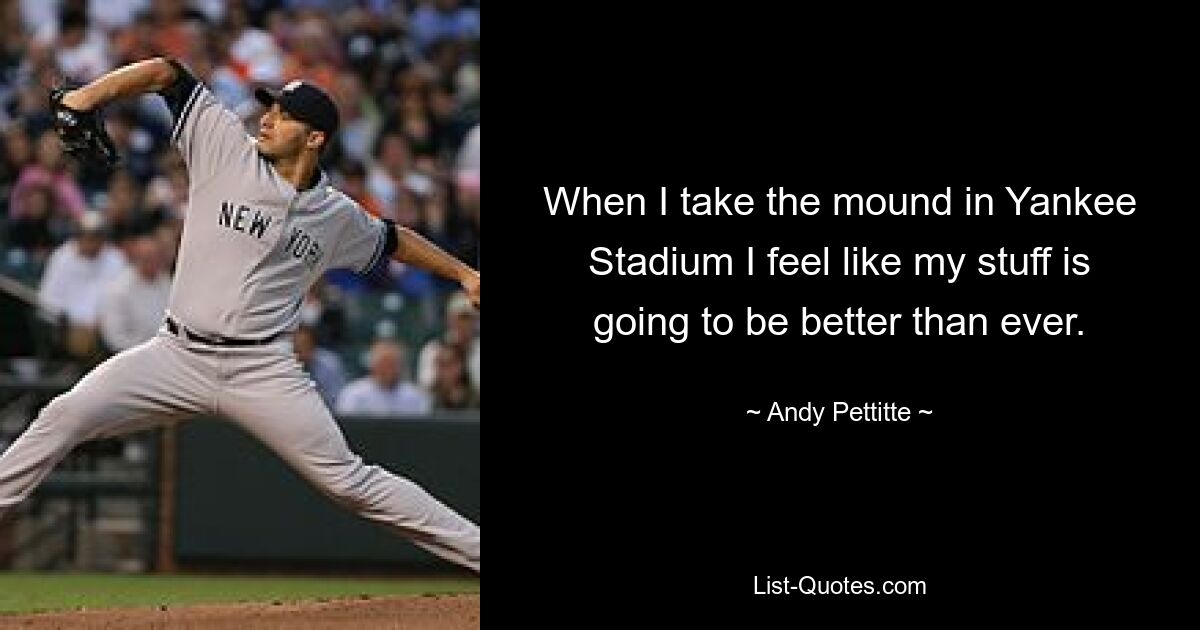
[381,219,399,258]
[170,83,203,145]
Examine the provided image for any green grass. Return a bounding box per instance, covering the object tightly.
[0,572,479,615]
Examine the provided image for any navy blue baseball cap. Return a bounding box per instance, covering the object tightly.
[254,80,339,138]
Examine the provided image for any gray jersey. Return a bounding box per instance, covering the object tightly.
[159,66,390,339]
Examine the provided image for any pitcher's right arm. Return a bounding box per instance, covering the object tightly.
[63,57,255,187]
[59,58,179,111]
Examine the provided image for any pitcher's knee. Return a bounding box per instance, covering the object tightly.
[319,463,376,510]
[319,463,413,517]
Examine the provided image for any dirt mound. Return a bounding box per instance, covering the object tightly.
[1,593,480,629]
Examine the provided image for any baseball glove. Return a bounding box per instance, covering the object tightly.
[49,87,119,170]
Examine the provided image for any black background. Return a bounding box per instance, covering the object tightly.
[490,12,1183,624]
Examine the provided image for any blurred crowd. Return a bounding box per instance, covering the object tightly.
[0,0,480,413]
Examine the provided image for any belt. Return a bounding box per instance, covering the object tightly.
[165,317,282,347]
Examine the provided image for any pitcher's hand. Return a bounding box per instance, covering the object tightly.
[460,271,480,309]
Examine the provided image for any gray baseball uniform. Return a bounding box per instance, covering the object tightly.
[0,64,479,572]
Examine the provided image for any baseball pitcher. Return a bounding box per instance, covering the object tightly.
[0,58,480,571]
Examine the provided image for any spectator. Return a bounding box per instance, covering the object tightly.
[87,0,150,33]
[102,107,162,184]
[189,0,224,25]
[336,339,431,416]
[51,7,113,83]
[421,189,473,293]
[424,38,464,98]
[187,38,252,113]
[98,234,170,352]
[454,43,479,108]
[110,10,158,66]
[393,186,425,229]
[421,186,453,247]
[334,71,383,163]
[402,109,435,158]
[339,6,404,91]
[337,159,385,218]
[418,291,478,391]
[11,79,55,140]
[293,325,347,408]
[377,186,439,299]
[299,278,347,346]
[19,0,59,35]
[100,168,163,248]
[9,130,89,222]
[409,0,480,53]
[1,124,34,209]
[153,218,182,274]
[38,211,128,358]
[264,7,295,49]
[456,123,479,208]
[429,79,469,157]
[454,123,479,264]
[223,1,283,86]
[386,63,434,115]
[149,0,202,60]
[280,15,341,93]
[144,155,189,220]
[7,186,70,257]
[367,130,432,220]
[99,170,137,243]
[2,124,33,173]
[429,344,477,410]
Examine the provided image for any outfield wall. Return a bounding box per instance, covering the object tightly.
[173,414,480,569]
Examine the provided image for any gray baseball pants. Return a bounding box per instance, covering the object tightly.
[0,329,480,572]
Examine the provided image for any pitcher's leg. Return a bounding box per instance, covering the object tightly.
[0,393,93,517]
[223,379,479,572]
[0,336,208,520]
